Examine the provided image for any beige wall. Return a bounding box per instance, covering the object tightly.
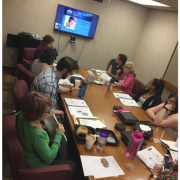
[3,0,178,87]
[133,10,178,85]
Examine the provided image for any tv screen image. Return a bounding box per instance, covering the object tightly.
[54,5,99,39]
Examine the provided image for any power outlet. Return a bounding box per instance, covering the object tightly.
[10,55,14,59]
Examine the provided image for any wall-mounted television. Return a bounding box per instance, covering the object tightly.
[54,4,99,39]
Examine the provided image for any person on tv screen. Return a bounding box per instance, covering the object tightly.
[65,16,75,29]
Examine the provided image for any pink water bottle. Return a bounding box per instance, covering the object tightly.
[125,131,144,159]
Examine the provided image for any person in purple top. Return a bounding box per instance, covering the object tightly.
[34,35,54,60]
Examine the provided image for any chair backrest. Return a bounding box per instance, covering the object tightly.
[13,80,28,112]
[132,79,146,96]
[132,72,136,78]
[23,48,36,60]
[16,64,35,90]
[3,115,26,180]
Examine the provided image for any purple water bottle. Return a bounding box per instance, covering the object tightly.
[125,131,144,159]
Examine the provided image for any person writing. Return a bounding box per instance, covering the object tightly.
[34,34,55,60]
[146,92,178,139]
[31,56,80,116]
[149,160,178,180]
[15,92,78,177]
[113,62,135,95]
[106,54,127,79]
[133,78,165,110]
[31,47,57,77]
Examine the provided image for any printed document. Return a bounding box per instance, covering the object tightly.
[65,98,88,107]
[119,98,139,107]
[113,92,132,99]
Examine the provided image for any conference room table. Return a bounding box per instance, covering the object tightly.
[60,68,174,180]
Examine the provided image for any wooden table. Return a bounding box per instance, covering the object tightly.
[60,68,174,180]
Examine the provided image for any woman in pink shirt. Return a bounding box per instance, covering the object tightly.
[114,62,135,94]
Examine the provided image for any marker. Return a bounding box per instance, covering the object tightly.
[52,114,67,141]
[113,110,131,113]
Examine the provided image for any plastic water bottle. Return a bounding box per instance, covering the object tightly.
[107,78,115,92]
[96,131,108,151]
[78,82,87,98]
[125,131,144,159]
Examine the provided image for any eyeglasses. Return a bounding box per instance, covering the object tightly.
[124,66,131,69]
[167,99,176,105]
[44,110,51,114]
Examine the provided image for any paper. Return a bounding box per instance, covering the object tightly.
[58,78,71,85]
[119,98,139,107]
[53,63,57,66]
[65,98,88,107]
[68,106,94,118]
[139,124,151,132]
[80,156,125,178]
[137,146,164,171]
[78,118,106,129]
[113,93,132,99]
[91,69,106,74]
[70,74,84,79]
[161,139,178,151]
[100,73,111,81]
[170,150,178,162]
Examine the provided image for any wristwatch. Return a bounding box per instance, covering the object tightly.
[163,106,168,112]
[150,174,158,178]
[70,87,72,93]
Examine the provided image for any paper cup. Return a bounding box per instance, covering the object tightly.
[75,79,81,87]
[102,77,107,85]
[85,135,96,149]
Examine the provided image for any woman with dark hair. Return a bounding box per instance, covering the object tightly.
[30,48,56,77]
[146,92,178,139]
[34,34,55,60]
[133,78,165,110]
[15,92,78,177]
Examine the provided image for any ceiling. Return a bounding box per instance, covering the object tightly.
[125,0,178,12]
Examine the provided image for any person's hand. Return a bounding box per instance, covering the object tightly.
[152,161,168,177]
[73,83,81,91]
[116,69,121,75]
[54,60,57,64]
[169,160,176,171]
[56,124,65,134]
[106,71,111,76]
[165,104,175,111]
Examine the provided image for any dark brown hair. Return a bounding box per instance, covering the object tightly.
[40,35,54,48]
[20,92,52,121]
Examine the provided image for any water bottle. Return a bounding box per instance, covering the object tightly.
[125,131,144,159]
[96,131,108,151]
[107,78,115,92]
[78,82,87,98]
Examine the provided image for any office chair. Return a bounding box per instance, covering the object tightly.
[130,79,146,98]
[13,80,28,113]
[16,64,35,91]
[22,48,36,71]
[3,115,72,180]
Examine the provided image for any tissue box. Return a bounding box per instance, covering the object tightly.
[87,74,95,83]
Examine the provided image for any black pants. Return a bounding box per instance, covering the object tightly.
[50,132,78,178]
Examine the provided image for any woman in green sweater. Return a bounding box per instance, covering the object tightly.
[16,92,77,176]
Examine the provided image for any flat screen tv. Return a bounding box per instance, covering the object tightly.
[54,4,99,39]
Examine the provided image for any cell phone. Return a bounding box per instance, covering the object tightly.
[139,121,154,126]
[164,154,170,171]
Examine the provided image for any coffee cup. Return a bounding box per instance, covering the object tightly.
[85,135,96,149]
[75,79,81,87]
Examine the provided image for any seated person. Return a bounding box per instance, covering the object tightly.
[34,34,55,60]
[133,78,165,110]
[146,92,178,139]
[106,54,127,79]
[15,91,78,177]
[31,47,56,77]
[149,160,178,180]
[31,56,80,116]
[112,62,135,95]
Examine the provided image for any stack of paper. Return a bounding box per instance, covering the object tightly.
[65,98,88,107]
[137,146,164,171]
[113,93,132,99]
[119,98,139,107]
[70,74,84,79]
[58,78,71,85]
[80,156,125,179]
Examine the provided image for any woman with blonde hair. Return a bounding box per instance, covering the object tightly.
[114,61,135,94]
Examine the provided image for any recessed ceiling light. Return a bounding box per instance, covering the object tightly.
[128,0,170,7]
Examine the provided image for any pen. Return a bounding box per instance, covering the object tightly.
[169,149,178,152]
[113,110,131,113]
[52,114,67,141]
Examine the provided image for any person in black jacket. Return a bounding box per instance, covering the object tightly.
[133,78,165,111]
